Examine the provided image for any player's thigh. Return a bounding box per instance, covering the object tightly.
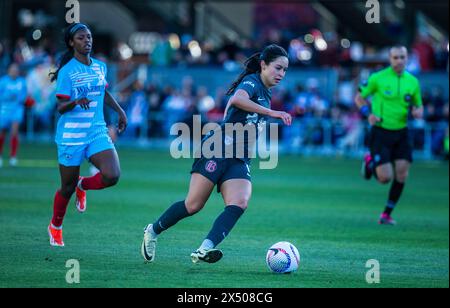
[89,148,120,179]
[185,173,215,214]
[221,179,252,210]
[88,135,119,177]
[394,159,411,182]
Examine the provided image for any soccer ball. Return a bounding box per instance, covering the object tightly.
[266,241,300,273]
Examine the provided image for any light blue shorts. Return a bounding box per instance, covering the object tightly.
[57,134,115,167]
[0,108,24,129]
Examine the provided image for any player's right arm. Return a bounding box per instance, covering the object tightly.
[56,97,91,114]
[355,73,381,125]
[228,89,292,126]
[55,66,91,114]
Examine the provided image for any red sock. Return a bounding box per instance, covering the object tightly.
[0,133,5,154]
[10,135,19,157]
[51,191,70,227]
[81,172,106,190]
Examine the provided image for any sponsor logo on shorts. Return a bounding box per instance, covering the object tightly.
[205,160,217,173]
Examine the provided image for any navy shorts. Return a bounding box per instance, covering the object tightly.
[370,126,413,167]
[191,158,251,193]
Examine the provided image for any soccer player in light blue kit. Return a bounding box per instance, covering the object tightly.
[0,63,27,168]
[48,23,128,247]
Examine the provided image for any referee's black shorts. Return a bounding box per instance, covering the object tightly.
[370,126,413,167]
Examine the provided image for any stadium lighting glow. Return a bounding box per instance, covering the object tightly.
[119,43,133,60]
[188,40,202,58]
[341,38,351,49]
[314,38,328,51]
[297,49,312,61]
[304,34,314,44]
[18,9,34,27]
[199,96,215,112]
[394,0,405,9]
[290,39,302,48]
[169,34,181,50]
[32,29,42,41]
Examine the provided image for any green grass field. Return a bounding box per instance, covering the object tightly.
[0,143,448,288]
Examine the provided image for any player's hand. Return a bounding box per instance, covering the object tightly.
[270,110,292,126]
[117,111,128,134]
[368,114,382,126]
[75,98,92,110]
[412,106,424,119]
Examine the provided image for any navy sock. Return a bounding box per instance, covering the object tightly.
[206,205,245,248]
[153,200,191,235]
[384,180,405,215]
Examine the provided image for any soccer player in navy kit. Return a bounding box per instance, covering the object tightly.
[142,44,291,264]
[48,23,127,247]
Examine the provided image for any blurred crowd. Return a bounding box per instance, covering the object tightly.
[0,29,448,158]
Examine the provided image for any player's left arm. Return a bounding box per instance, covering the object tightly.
[104,90,128,133]
[411,81,424,119]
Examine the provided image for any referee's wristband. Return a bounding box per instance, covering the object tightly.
[359,105,371,117]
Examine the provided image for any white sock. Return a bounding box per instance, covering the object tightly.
[199,239,214,251]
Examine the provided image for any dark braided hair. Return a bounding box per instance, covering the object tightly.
[49,23,90,82]
[226,44,288,95]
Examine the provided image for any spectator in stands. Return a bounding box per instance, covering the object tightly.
[125,81,149,139]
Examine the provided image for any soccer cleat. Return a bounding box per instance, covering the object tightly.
[9,157,18,167]
[361,153,373,180]
[142,224,157,263]
[190,248,223,264]
[379,213,397,225]
[48,224,65,247]
[75,177,87,213]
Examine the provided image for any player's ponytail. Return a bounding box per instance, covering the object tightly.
[49,23,90,82]
[226,44,288,95]
[226,53,261,95]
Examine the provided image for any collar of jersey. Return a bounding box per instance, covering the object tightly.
[388,66,406,78]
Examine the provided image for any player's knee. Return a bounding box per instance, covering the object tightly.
[60,185,76,198]
[185,200,205,215]
[102,172,120,187]
[230,197,250,211]
[377,174,392,184]
[396,171,409,183]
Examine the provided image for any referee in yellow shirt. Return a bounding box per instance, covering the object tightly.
[355,46,424,225]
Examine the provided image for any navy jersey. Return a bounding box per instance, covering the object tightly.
[201,73,272,162]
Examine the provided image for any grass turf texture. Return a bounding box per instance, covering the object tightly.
[0,143,448,288]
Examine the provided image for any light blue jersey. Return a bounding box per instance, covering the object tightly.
[0,75,27,128]
[55,57,109,145]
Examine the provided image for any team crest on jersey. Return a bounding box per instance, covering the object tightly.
[205,160,217,173]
